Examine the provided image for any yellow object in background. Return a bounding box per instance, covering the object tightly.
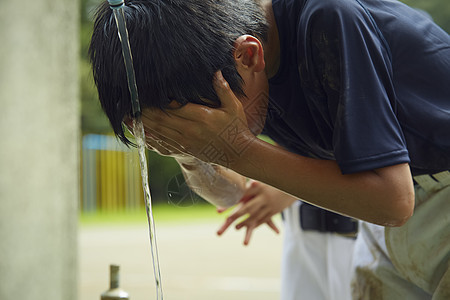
[81,134,144,212]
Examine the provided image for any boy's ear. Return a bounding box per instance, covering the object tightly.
[233,35,265,72]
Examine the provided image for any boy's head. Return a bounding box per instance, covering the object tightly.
[89,0,268,144]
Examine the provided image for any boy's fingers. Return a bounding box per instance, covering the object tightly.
[216,207,228,213]
[239,194,254,204]
[141,109,188,136]
[165,102,216,121]
[240,182,259,203]
[244,206,276,229]
[216,217,234,235]
[266,219,280,234]
[242,219,278,246]
[218,204,250,234]
[243,226,255,246]
[235,213,262,230]
[227,205,249,222]
[213,70,239,110]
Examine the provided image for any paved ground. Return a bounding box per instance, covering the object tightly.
[78,219,283,300]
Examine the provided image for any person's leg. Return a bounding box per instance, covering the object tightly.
[385,181,450,299]
[281,201,328,300]
[432,267,450,300]
[281,201,355,300]
[327,234,355,300]
[351,222,431,299]
[352,174,450,299]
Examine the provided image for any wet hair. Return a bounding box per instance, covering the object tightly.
[89,0,268,144]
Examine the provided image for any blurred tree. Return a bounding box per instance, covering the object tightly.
[401,0,450,33]
[80,0,111,134]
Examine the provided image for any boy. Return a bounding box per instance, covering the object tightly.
[89,0,450,298]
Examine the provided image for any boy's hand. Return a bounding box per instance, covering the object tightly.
[125,119,196,162]
[139,70,256,168]
[216,180,297,245]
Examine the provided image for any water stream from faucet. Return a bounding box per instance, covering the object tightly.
[108,1,163,298]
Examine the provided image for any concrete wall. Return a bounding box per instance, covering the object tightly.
[0,1,79,299]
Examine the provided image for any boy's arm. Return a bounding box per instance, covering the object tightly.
[239,139,414,227]
[142,72,415,227]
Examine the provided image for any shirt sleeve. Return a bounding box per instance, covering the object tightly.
[298,0,410,174]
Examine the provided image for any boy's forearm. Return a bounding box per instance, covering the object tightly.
[231,137,415,227]
[175,157,247,208]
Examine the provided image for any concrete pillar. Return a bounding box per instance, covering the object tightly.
[0,0,79,299]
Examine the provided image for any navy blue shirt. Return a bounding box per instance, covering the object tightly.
[263,0,450,175]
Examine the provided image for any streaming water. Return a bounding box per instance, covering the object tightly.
[109,2,164,299]
[133,118,164,300]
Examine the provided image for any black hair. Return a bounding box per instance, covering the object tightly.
[89,0,268,145]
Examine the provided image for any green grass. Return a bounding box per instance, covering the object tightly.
[79,203,226,227]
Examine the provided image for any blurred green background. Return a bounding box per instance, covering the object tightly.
[78,0,450,219]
